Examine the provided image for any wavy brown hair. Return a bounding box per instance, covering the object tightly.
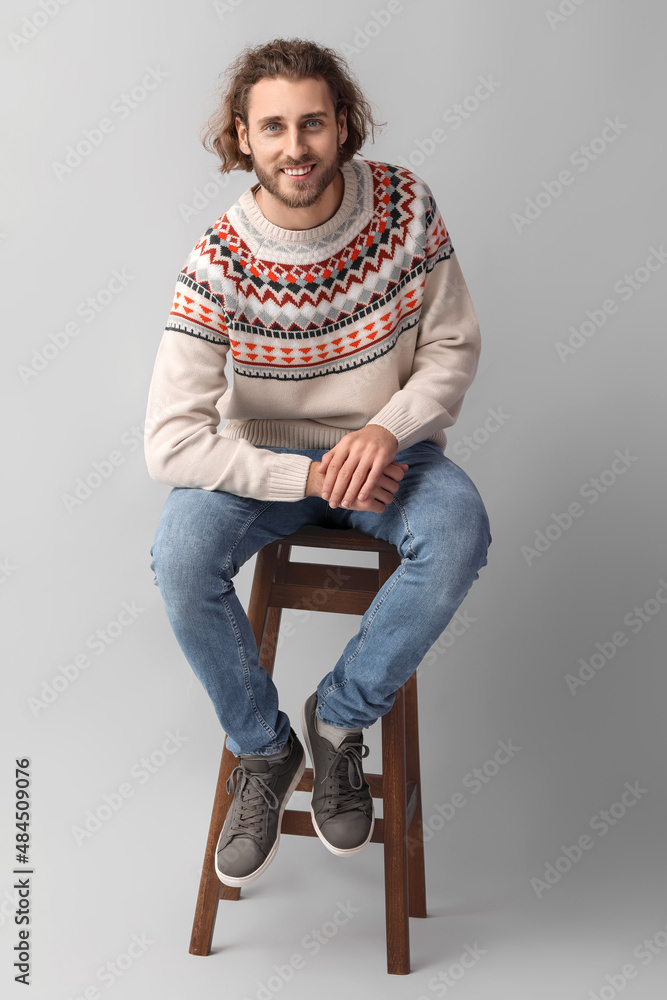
[200,37,386,174]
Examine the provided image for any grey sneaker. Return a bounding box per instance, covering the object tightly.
[301,691,375,856]
[215,727,305,887]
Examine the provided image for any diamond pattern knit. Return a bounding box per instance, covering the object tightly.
[144,158,481,502]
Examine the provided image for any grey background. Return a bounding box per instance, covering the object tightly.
[2,0,666,997]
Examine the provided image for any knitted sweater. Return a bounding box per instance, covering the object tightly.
[144,157,481,501]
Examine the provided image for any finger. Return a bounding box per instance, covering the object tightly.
[340,460,374,507]
[377,474,401,493]
[318,453,335,480]
[381,464,407,484]
[320,448,348,499]
[361,469,405,502]
[325,458,357,506]
[330,458,369,507]
[358,455,395,500]
[334,449,376,507]
[359,492,387,513]
[370,478,400,502]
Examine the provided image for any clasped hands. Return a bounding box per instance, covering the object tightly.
[305,424,408,513]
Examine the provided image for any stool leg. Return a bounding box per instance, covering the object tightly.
[404,672,427,918]
[381,685,410,975]
[189,739,240,955]
[247,541,282,657]
[189,540,282,955]
[252,541,290,677]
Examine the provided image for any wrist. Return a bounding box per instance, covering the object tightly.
[305,460,323,497]
[366,423,399,451]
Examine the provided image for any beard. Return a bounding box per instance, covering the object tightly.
[248,143,342,210]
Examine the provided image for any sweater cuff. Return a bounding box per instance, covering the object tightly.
[368,391,448,453]
[267,453,313,501]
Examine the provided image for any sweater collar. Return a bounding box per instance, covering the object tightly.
[237,159,360,246]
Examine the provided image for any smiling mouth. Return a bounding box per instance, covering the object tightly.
[281,164,316,178]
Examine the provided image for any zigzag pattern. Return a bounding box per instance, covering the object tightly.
[167,159,453,380]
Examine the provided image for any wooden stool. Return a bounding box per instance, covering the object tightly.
[189,524,427,975]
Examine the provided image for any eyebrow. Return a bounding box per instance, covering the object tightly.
[255,110,331,127]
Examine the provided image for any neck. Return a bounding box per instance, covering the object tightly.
[255,169,344,231]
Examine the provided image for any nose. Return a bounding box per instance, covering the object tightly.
[283,126,310,163]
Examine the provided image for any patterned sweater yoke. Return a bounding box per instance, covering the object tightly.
[144,158,482,502]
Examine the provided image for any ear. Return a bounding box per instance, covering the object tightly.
[337,106,348,146]
[236,116,250,155]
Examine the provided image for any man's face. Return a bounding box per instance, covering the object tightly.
[236,75,348,210]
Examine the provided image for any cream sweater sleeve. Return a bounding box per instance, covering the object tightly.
[143,277,312,502]
[367,195,481,450]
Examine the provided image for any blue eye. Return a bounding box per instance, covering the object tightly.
[264,120,322,132]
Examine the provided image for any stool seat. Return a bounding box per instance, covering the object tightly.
[188,524,427,975]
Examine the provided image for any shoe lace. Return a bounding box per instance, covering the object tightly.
[320,742,370,817]
[225,764,280,839]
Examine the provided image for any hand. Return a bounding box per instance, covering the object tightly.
[315,425,407,510]
[305,459,408,513]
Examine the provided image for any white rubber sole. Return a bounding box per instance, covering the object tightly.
[214,749,306,887]
[301,700,375,857]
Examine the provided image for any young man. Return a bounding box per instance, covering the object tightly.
[145,38,491,887]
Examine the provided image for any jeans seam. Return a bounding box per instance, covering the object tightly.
[220,500,275,578]
[392,496,416,559]
[220,594,278,746]
[320,496,415,709]
[320,563,408,709]
[217,499,278,746]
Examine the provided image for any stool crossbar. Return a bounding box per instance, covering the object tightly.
[188,523,427,975]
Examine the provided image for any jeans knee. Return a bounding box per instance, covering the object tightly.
[469,498,492,564]
[462,506,491,581]
[417,493,491,601]
[446,478,491,556]
[150,532,217,613]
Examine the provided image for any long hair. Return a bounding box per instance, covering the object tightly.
[200,37,386,173]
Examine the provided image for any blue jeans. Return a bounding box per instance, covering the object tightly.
[149,441,491,756]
